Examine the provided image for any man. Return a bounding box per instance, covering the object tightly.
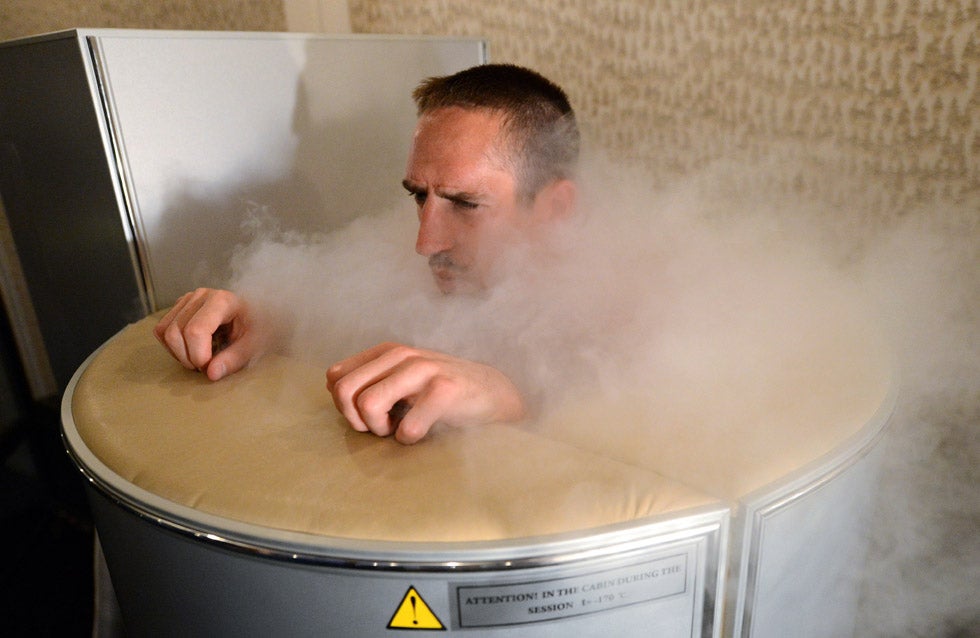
[154,64,579,444]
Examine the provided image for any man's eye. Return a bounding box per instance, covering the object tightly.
[452,199,478,211]
[410,192,427,206]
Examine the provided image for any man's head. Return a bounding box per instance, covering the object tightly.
[412,64,579,203]
[404,64,580,293]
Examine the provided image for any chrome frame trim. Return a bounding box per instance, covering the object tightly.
[729,380,897,637]
[703,510,728,638]
[84,35,155,313]
[62,343,729,576]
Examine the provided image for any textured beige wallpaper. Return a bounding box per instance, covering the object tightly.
[350,1,979,225]
[4,0,974,222]
[0,0,285,41]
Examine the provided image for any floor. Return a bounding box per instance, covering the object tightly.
[0,400,94,636]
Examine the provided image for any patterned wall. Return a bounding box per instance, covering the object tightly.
[4,0,975,224]
[350,0,979,227]
[0,0,285,41]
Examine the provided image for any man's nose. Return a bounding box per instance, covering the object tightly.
[415,202,454,257]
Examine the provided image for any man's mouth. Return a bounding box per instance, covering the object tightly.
[428,253,467,293]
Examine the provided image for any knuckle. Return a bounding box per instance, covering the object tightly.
[428,374,460,396]
[162,321,183,343]
[407,357,440,378]
[355,389,386,416]
[325,363,343,385]
[184,322,214,342]
[396,416,430,444]
[184,288,208,304]
[331,376,353,399]
[211,289,234,304]
[386,343,416,360]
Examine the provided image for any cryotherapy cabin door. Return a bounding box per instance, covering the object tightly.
[89,31,487,309]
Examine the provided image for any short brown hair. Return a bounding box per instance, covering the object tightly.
[413,64,579,202]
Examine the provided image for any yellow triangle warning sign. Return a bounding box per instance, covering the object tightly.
[386,586,446,631]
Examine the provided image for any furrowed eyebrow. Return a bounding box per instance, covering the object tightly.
[402,179,480,204]
[439,189,480,205]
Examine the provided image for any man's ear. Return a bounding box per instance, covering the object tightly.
[533,178,578,221]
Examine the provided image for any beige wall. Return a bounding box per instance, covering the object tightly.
[350,1,979,229]
[0,0,285,41]
[4,0,975,225]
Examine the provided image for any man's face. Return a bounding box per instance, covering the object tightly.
[403,107,545,294]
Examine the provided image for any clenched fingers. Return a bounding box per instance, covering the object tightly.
[153,288,251,379]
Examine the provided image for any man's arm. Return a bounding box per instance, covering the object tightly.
[326,342,526,444]
[153,288,267,381]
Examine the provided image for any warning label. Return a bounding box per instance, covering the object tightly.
[387,586,446,631]
[455,553,688,628]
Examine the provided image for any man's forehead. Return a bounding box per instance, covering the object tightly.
[406,109,514,193]
[417,105,505,130]
[414,107,509,153]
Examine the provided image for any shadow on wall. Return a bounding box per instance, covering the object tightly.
[149,95,410,296]
[144,39,428,306]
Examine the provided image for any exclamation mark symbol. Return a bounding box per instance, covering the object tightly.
[387,587,444,630]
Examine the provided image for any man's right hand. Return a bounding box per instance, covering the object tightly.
[153,288,264,381]
[326,342,526,444]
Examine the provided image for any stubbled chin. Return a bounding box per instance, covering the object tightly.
[431,269,457,294]
[435,278,455,294]
[431,269,481,295]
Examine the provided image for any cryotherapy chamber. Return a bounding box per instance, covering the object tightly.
[2,30,894,637]
[61,313,893,637]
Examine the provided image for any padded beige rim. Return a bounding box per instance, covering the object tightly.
[69,315,719,543]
